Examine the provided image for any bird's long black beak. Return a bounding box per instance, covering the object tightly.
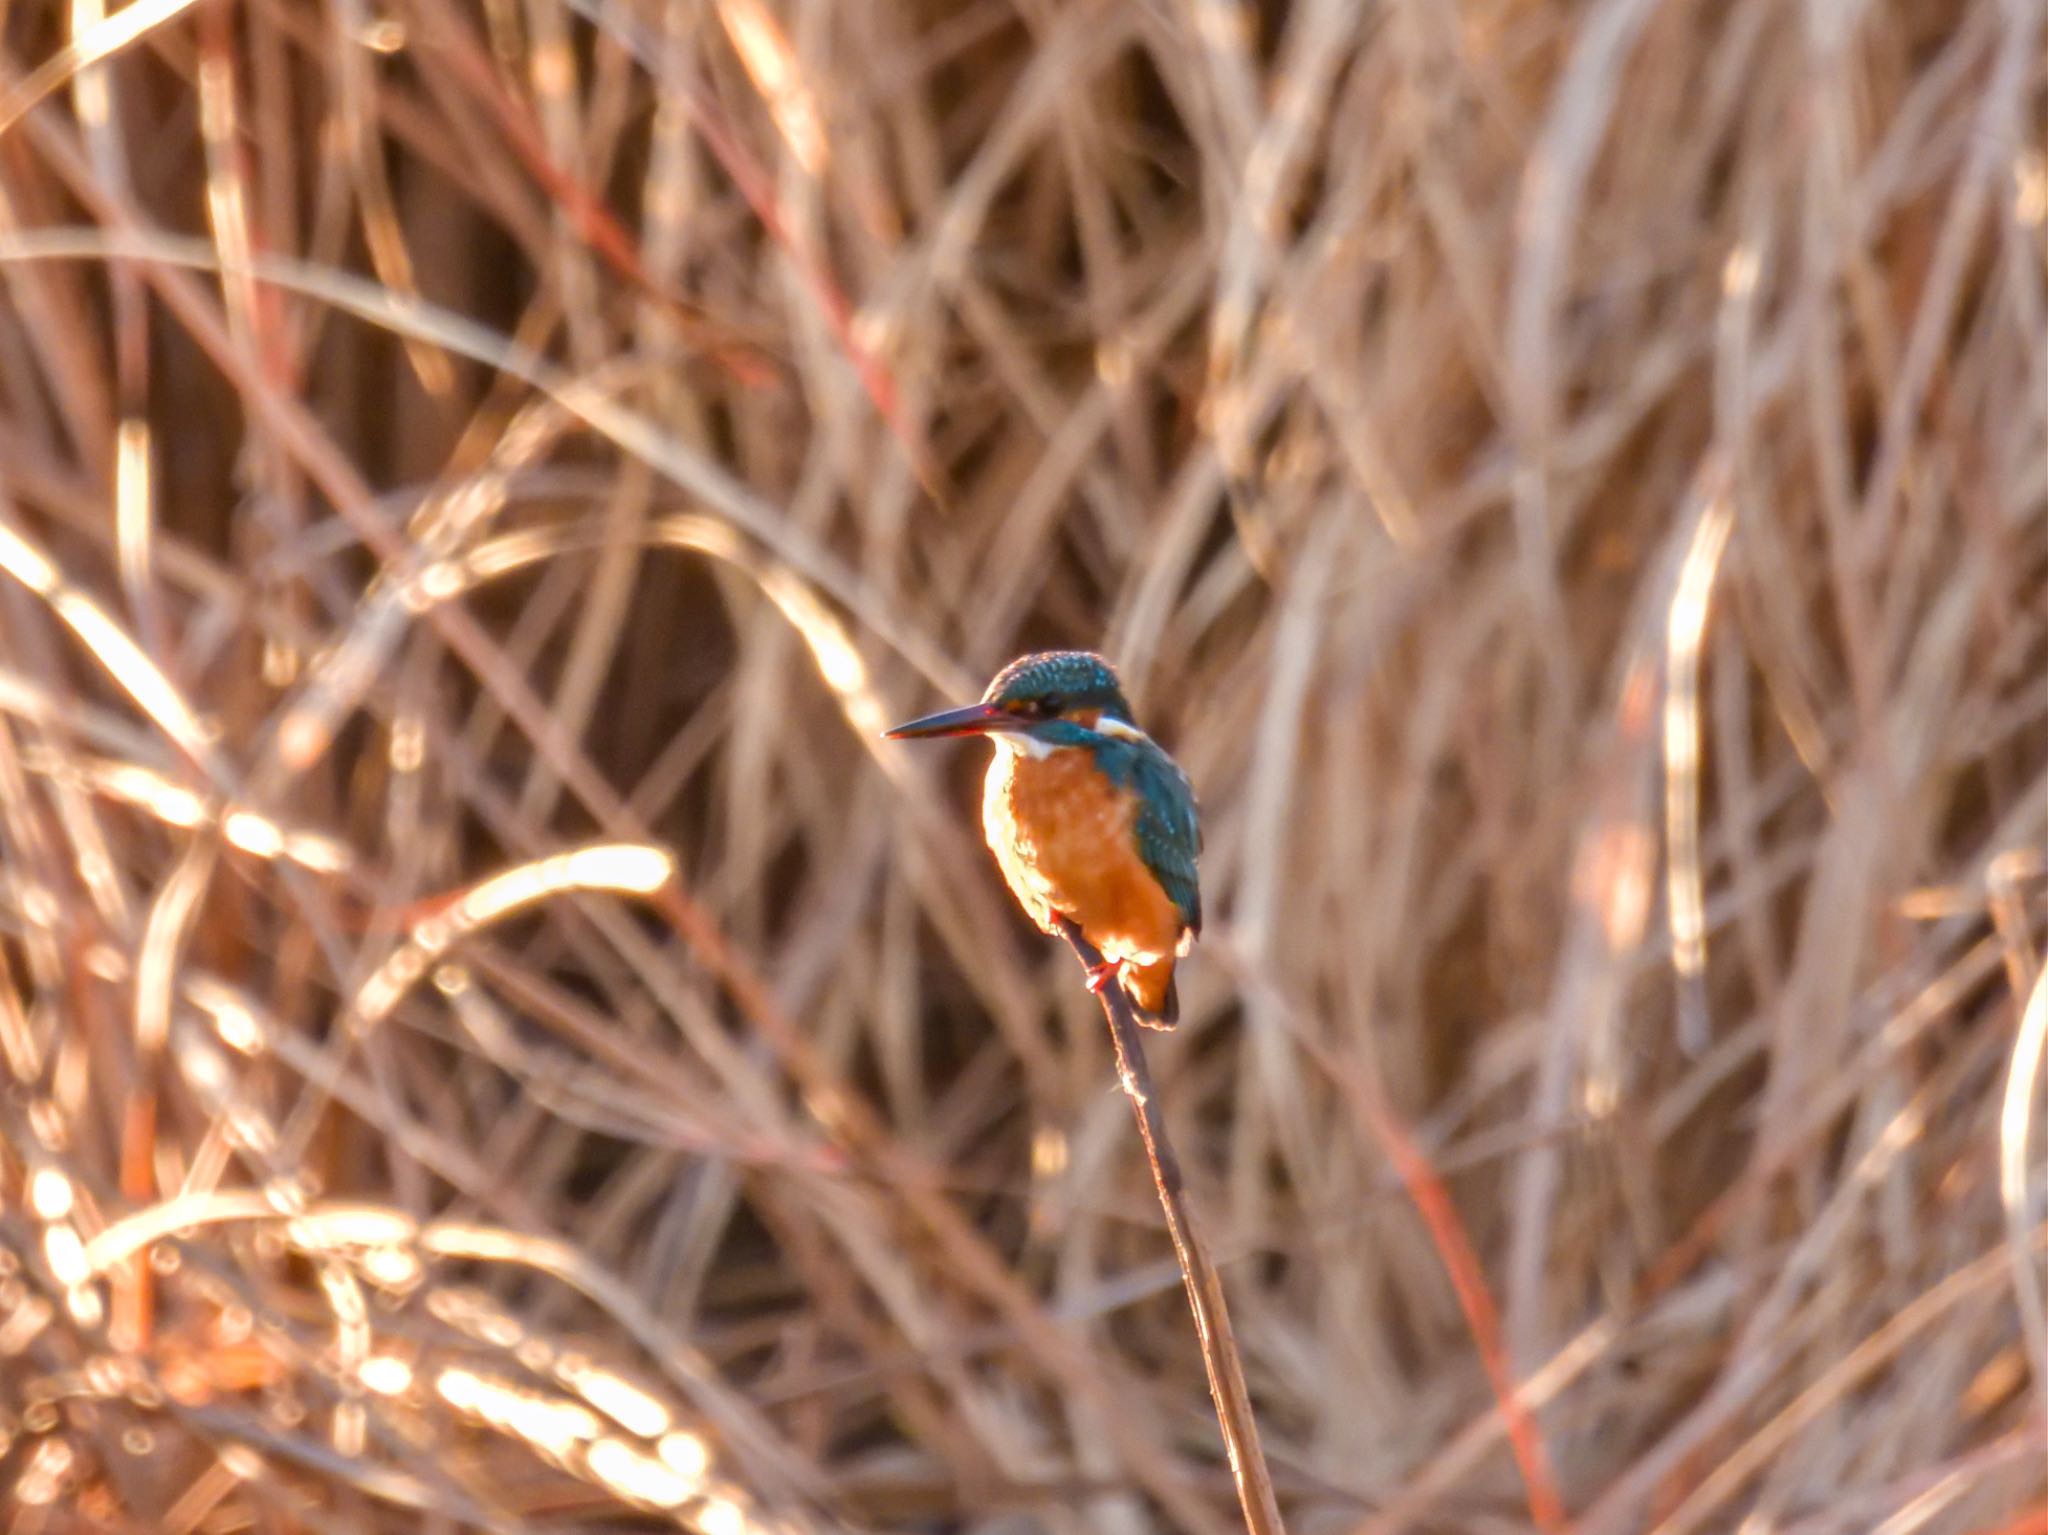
[882,700,1017,740]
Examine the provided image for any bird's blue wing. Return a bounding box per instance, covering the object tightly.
[1128,744,1202,936]
[1073,727,1202,936]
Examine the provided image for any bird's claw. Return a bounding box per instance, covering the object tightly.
[1084,959,1119,994]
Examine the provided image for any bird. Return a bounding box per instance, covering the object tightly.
[884,650,1201,1028]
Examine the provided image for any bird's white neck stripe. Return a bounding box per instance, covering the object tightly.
[1093,716,1152,745]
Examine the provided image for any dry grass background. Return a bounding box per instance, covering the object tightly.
[0,0,2044,1530]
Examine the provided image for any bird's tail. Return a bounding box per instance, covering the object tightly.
[1122,957,1178,1030]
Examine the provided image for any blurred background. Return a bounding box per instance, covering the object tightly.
[0,0,2045,1530]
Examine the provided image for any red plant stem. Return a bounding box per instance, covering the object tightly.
[1969,1512,2048,1535]
[1284,1016,1571,1535]
[412,7,933,484]
[1352,1083,1571,1534]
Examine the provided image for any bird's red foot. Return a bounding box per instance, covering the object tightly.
[1084,959,1119,995]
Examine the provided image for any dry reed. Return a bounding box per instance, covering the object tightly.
[1055,915,1285,1535]
[0,0,2044,1531]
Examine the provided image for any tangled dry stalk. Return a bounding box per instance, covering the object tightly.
[0,0,2044,1531]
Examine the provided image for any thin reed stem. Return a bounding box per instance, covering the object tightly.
[1055,917,1287,1535]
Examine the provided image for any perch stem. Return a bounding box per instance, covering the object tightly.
[1055,918,1286,1535]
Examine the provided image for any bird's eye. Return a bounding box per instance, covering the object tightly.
[1032,696,1063,718]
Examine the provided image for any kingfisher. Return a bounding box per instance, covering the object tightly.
[885,651,1201,1028]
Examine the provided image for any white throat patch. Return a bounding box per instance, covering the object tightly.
[995,731,1058,760]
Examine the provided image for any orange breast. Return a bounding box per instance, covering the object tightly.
[981,746,1184,966]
